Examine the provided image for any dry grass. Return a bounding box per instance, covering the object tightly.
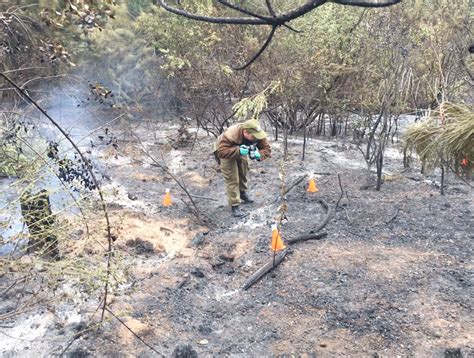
[404,102,473,171]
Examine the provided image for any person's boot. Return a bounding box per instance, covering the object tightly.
[231,205,248,218]
[240,191,254,204]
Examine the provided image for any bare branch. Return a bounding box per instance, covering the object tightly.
[265,0,276,17]
[232,25,278,70]
[217,0,272,22]
[104,307,165,357]
[157,0,268,25]
[157,0,329,26]
[331,0,402,7]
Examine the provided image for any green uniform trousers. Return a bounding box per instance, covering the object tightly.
[220,156,249,207]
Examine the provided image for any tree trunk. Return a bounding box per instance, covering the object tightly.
[376,149,384,191]
[440,165,445,195]
[20,189,59,259]
[302,125,307,161]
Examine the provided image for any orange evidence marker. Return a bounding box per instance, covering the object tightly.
[270,225,286,252]
[307,178,318,193]
[162,188,172,207]
[460,157,468,167]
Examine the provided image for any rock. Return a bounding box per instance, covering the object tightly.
[171,344,198,358]
[191,268,205,278]
[188,231,209,248]
[126,238,154,255]
[221,266,235,275]
[444,348,463,358]
[211,258,226,268]
[197,339,209,346]
[67,348,91,357]
[127,193,138,200]
[218,254,234,262]
[198,324,212,335]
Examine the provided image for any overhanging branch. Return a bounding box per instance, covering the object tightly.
[331,0,402,7]
[233,25,278,70]
[157,0,403,69]
[157,0,268,25]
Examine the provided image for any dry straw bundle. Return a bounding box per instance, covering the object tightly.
[404,102,473,173]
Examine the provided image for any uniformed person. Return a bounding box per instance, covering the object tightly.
[213,119,271,217]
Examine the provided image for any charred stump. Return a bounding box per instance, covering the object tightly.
[20,189,59,259]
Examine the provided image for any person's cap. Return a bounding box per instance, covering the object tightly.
[242,119,267,140]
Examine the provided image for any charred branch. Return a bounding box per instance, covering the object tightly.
[243,198,332,290]
[242,249,288,290]
[331,0,401,7]
[282,174,308,197]
[157,1,402,25]
[233,25,277,70]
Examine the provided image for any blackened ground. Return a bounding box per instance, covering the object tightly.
[77,124,472,357]
[2,121,472,357]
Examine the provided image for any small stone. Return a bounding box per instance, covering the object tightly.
[171,344,197,358]
[191,268,205,278]
[197,339,209,346]
[444,348,462,358]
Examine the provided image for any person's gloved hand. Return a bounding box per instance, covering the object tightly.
[254,148,261,160]
[239,144,249,156]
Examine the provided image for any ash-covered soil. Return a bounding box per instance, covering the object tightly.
[1,120,472,357]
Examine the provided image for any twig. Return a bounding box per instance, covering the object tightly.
[0,277,27,298]
[345,207,353,224]
[131,133,205,223]
[281,174,308,198]
[59,334,81,357]
[58,324,98,358]
[385,207,399,224]
[446,163,473,188]
[243,199,332,290]
[174,193,218,201]
[335,173,344,210]
[104,307,165,357]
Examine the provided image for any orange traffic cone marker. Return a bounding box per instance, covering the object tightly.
[270,225,286,252]
[162,188,172,207]
[307,178,318,193]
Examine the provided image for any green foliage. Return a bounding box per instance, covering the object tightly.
[0,143,31,177]
[233,82,281,121]
[127,0,152,19]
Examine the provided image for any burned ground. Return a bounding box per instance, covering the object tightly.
[1,121,472,357]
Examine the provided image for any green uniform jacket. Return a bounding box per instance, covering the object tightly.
[214,123,271,160]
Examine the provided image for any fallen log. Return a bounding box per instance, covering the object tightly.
[243,198,332,290]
